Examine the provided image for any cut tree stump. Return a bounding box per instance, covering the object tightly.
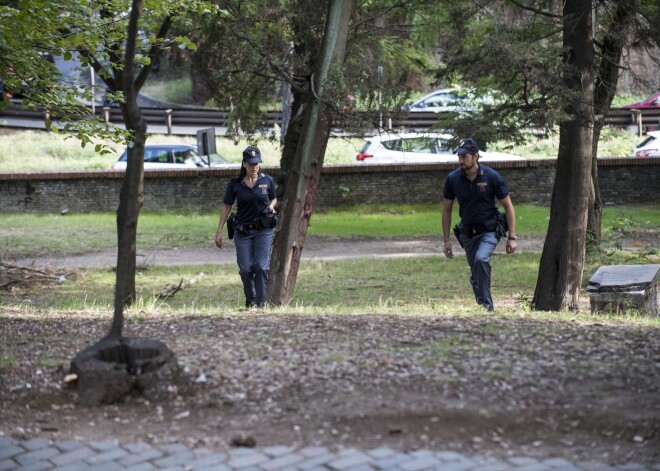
[69,337,188,406]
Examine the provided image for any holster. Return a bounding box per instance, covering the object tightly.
[257,213,278,230]
[227,212,236,239]
[496,212,508,239]
[453,223,465,249]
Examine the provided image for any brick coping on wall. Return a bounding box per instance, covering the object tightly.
[1,157,659,181]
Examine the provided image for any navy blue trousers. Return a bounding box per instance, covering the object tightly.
[233,228,273,307]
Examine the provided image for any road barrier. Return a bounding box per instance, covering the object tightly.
[1,103,659,135]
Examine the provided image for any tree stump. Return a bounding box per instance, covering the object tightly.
[69,337,188,406]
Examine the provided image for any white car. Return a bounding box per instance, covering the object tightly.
[355,133,524,164]
[406,88,493,113]
[112,144,238,170]
[633,131,660,158]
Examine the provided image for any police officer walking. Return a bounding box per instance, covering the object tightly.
[442,138,517,311]
[215,146,277,308]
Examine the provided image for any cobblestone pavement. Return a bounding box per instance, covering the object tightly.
[1,437,658,471]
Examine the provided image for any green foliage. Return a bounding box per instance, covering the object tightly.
[0,0,220,151]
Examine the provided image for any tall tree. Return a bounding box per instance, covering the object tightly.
[75,0,210,337]
[532,0,594,310]
[427,1,658,310]
[266,0,353,305]
[588,0,639,243]
[194,0,426,304]
[1,0,212,337]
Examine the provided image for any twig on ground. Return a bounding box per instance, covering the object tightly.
[156,272,205,299]
[0,261,77,290]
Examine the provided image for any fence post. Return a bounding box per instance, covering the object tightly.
[165,109,173,135]
[631,109,642,136]
[103,106,111,131]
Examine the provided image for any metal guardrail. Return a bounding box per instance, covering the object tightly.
[2,103,659,135]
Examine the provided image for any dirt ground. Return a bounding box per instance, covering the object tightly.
[1,234,659,466]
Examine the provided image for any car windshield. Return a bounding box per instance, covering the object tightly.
[196,153,230,167]
[172,147,198,163]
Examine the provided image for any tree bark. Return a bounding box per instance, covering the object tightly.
[532,0,594,311]
[267,0,353,306]
[587,0,637,244]
[109,0,147,338]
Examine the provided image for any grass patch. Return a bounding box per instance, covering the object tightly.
[4,250,658,317]
[2,204,659,259]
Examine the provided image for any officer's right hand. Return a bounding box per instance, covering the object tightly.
[215,231,222,249]
[443,242,453,259]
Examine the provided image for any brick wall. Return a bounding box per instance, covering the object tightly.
[1,158,658,213]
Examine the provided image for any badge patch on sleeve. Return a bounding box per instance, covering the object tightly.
[477,182,488,192]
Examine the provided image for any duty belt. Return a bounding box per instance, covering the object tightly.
[236,222,258,233]
[462,223,487,237]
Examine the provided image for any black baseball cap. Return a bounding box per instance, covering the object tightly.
[453,138,479,155]
[242,146,262,164]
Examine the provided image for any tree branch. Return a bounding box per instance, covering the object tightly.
[135,14,173,91]
[507,0,560,19]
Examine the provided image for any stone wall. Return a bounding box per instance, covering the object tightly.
[1,158,658,213]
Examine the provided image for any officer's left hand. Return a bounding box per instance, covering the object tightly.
[506,239,517,254]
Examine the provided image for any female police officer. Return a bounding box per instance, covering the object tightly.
[215,146,277,308]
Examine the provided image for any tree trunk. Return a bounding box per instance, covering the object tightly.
[267,0,353,306]
[108,0,146,339]
[587,0,637,244]
[532,0,594,311]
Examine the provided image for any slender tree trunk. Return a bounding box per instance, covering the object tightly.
[108,0,146,338]
[587,0,637,244]
[267,0,353,306]
[532,0,594,311]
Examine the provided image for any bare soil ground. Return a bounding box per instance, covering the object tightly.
[1,234,659,466]
[1,312,658,466]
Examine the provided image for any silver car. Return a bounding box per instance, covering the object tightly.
[112,144,238,170]
[406,88,494,113]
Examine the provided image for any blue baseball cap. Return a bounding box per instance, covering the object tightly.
[453,138,479,155]
[242,146,262,164]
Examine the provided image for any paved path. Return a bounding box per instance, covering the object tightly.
[2,436,658,471]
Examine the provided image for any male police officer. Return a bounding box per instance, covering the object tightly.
[441,138,517,311]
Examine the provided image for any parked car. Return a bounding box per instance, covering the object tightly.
[355,133,524,164]
[622,92,660,109]
[112,144,238,170]
[406,88,493,113]
[633,131,660,158]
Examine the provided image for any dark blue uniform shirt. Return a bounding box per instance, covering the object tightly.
[443,164,509,225]
[224,173,276,225]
